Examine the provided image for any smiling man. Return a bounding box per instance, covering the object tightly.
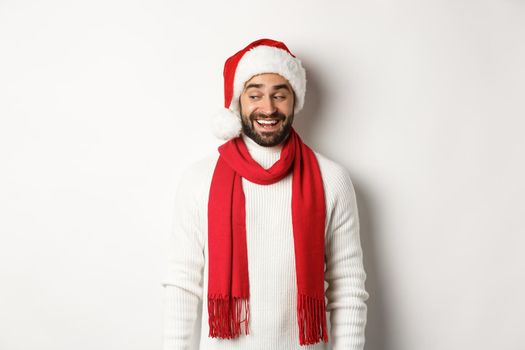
[162,39,369,350]
[239,73,294,147]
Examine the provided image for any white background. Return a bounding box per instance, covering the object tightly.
[1,1,524,349]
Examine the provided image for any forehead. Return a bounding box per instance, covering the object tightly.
[243,73,292,90]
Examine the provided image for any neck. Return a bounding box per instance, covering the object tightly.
[241,133,288,169]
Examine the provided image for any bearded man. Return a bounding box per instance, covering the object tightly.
[162,38,369,350]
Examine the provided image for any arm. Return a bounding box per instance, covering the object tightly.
[324,168,369,350]
[162,169,205,350]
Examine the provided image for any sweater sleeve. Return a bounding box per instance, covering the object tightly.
[324,167,369,350]
[162,168,205,350]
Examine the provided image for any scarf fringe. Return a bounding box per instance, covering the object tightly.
[297,293,329,345]
[208,295,250,339]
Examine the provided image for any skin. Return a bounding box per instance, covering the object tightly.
[238,73,295,147]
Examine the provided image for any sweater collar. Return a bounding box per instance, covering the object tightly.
[241,133,288,170]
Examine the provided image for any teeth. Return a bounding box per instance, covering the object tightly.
[256,119,279,125]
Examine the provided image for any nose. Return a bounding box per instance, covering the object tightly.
[260,96,277,115]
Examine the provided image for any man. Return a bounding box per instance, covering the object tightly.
[162,38,369,350]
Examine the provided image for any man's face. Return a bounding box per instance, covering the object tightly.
[239,73,295,147]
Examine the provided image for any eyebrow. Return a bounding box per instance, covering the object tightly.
[244,83,291,92]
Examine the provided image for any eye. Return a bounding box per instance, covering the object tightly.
[273,95,286,100]
[249,95,261,100]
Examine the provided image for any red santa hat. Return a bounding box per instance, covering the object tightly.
[211,38,307,140]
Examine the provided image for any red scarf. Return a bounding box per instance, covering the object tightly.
[207,128,328,346]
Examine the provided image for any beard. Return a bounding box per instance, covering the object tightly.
[239,107,294,147]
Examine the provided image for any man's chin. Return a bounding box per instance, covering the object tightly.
[246,128,290,147]
[242,126,277,146]
[256,135,283,147]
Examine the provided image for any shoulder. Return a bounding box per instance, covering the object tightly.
[313,151,355,191]
[313,150,358,210]
[176,151,219,202]
[180,152,219,182]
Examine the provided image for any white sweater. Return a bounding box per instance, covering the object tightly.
[162,134,369,350]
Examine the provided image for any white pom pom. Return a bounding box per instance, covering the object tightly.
[210,108,242,140]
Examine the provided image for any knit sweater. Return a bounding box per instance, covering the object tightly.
[162,134,369,350]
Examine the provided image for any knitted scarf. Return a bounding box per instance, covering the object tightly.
[207,127,328,346]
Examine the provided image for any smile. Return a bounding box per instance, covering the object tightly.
[254,119,282,131]
[256,119,279,126]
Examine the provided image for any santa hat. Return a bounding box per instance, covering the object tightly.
[211,38,307,140]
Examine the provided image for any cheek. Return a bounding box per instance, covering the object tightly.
[280,101,294,115]
[239,98,253,113]
[240,103,257,117]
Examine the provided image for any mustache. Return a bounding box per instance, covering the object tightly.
[249,111,287,121]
